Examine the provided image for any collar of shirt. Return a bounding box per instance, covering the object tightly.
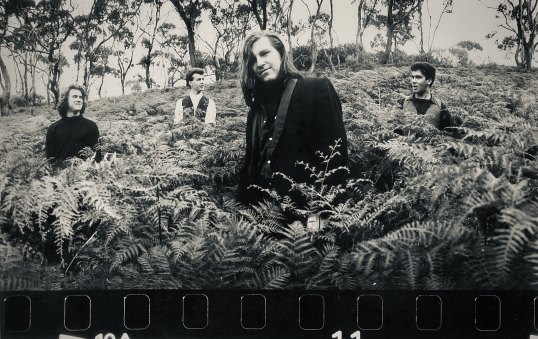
[189,92,204,109]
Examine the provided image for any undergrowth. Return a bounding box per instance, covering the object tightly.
[0,66,537,290]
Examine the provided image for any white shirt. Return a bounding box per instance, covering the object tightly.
[174,92,216,124]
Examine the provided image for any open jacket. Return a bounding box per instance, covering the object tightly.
[238,77,348,203]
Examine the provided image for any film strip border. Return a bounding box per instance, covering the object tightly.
[1,290,538,338]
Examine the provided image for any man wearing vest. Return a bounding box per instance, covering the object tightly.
[174,68,216,125]
[400,62,461,130]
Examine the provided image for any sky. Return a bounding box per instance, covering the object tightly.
[0,0,522,100]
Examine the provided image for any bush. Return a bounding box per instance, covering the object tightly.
[292,45,349,71]
[9,94,46,108]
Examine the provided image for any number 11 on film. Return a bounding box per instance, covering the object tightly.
[332,330,361,338]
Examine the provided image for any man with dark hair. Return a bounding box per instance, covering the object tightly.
[45,84,101,163]
[174,67,216,125]
[400,62,461,130]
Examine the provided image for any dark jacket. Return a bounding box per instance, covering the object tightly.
[239,77,348,203]
[45,115,101,163]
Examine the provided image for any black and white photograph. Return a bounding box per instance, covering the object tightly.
[0,0,537,292]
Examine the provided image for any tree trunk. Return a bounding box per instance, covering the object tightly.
[50,57,61,108]
[523,41,533,70]
[322,47,336,72]
[328,0,334,48]
[31,53,37,105]
[145,60,151,89]
[121,76,126,95]
[356,0,364,58]
[308,1,324,73]
[98,68,106,98]
[82,56,91,94]
[23,53,30,104]
[0,52,11,116]
[418,2,425,54]
[514,40,524,68]
[287,0,295,59]
[170,0,199,67]
[381,0,394,64]
[187,25,197,67]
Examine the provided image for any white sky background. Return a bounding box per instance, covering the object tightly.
[0,0,521,100]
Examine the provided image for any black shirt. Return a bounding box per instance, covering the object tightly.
[412,97,435,115]
[45,115,102,163]
[253,79,287,177]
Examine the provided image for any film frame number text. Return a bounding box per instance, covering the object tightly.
[332,330,361,338]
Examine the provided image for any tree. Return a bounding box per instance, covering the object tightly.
[448,41,483,66]
[169,0,211,67]
[305,0,325,73]
[0,0,37,114]
[353,0,380,59]
[160,34,190,87]
[71,0,140,94]
[138,0,166,89]
[8,7,44,106]
[112,25,143,95]
[33,0,75,107]
[203,0,252,80]
[488,0,537,70]
[286,0,296,58]
[91,46,114,98]
[247,0,269,29]
[378,0,423,64]
[417,0,453,54]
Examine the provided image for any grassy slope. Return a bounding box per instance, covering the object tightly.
[1,65,536,156]
[1,65,537,290]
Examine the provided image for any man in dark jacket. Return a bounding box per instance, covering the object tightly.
[45,84,101,163]
[400,62,461,130]
[238,31,348,204]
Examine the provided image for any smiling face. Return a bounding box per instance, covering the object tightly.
[411,70,432,96]
[250,36,283,83]
[67,89,84,115]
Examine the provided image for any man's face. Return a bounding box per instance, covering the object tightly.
[67,89,84,113]
[410,70,431,95]
[251,36,282,83]
[190,73,205,93]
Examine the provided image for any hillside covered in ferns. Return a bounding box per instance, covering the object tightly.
[0,65,537,290]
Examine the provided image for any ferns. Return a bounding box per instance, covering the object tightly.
[0,66,537,289]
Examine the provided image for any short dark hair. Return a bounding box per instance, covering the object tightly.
[57,85,86,118]
[185,68,204,88]
[410,62,436,86]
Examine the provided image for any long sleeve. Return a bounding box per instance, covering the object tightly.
[238,109,256,203]
[45,125,56,160]
[205,99,216,124]
[174,99,184,124]
[90,123,102,163]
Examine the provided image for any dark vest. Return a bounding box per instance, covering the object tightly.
[182,95,209,122]
[402,94,443,129]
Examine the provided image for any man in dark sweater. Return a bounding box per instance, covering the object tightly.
[45,85,102,163]
[400,62,461,130]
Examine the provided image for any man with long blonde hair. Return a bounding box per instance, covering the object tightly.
[238,31,348,204]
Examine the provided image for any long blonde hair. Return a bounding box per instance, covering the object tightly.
[239,31,301,107]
